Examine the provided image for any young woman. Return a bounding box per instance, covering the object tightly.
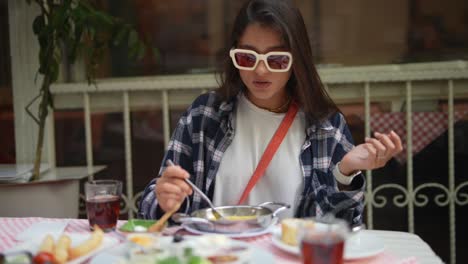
[139,0,402,225]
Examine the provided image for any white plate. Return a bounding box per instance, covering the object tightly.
[182,223,275,238]
[271,226,385,260]
[90,235,275,263]
[16,221,70,242]
[5,233,119,264]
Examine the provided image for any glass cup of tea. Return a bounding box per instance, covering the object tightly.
[85,180,122,232]
[300,216,350,264]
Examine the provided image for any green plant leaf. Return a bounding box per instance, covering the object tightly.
[93,9,114,26]
[50,4,68,30]
[112,27,128,46]
[45,89,54,109]
[152,47,161,61]
[32,15,45,35]
[128,29,138,47]
[128,42,139,59]
[38,48,47,74]
[49,58,59,83]
[137,41,146,60]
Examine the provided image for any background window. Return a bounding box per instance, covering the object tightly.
[83,0,468,78]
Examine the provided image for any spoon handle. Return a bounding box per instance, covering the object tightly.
[166,159,224,220]
[166,160,215,207]
[165,160,212,206]
[148,205,179,232]
[183,178,216,208]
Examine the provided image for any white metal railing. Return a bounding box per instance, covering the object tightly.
[50,60,468,264]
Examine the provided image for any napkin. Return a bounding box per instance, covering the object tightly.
[16,220,70,243]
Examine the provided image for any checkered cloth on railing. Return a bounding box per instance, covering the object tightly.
[370,111,468,163]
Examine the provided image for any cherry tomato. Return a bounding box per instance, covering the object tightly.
[32,252,55,264]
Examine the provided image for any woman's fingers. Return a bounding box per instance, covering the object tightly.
[374,132,395,153]
[363,143,377,157]
[157,179,191,196]
[362,142,387,167]
[158,196,183,213]
[371,131,404,157]
[155,181,187,212]
[155,165,193,212]
[157,191,186,202]
[160,165,192,195]
[389,130,403,153]
[163,165,190,180]
[365,136,387,157]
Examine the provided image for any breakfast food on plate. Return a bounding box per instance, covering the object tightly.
[68,225,104,260]
[38,234,55,254]
[53,234,71,264]
[32,252,56,264]
[281,218,315,246]
[123,234,251,264]
[33,225,104,263]
[128,233,157,248]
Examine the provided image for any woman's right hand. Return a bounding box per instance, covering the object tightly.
[155,165,193,213]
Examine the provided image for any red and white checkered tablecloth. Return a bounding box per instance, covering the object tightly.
[0,217,426,264]
[370,111,467,163]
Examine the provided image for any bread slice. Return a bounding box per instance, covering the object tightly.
[281,218,315,246]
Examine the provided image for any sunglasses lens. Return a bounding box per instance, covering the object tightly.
[234,52,257,68]
[267,55,291,70]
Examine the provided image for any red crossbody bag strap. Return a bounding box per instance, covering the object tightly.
[237,102,299,205]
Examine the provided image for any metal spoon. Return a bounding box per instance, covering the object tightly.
[166,159,226,220]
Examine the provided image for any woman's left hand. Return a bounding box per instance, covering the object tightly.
[339,130,403,175]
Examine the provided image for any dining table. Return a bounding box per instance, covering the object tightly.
[0,217,443,264]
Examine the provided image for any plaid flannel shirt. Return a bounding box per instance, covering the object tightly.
[139,91,365,225]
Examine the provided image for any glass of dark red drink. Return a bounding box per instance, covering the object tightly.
[85,180,122,232]
[300,217,349,264]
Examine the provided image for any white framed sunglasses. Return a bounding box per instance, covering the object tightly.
[229,48,293,72]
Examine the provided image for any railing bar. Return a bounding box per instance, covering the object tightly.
[123,91,134,219]
[406,81,414,233]
[448,79,456,264]
[364,82,373,229]
[162,90,170,149]
[83,92,94,180]
[50,61,468,94]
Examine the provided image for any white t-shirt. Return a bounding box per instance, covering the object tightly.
[213,94,306,218]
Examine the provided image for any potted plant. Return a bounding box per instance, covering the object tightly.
[0,0,147,217]
[25,0,146,181]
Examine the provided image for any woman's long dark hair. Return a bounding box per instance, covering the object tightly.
[217,0,338,124]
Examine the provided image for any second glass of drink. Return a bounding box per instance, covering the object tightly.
[300,217,349,264]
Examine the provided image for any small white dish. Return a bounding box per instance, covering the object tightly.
[344,232,386,259]
[15,221,70,242]
[90,235,274,264]
[270,226,385,260]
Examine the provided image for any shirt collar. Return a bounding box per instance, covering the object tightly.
[306,116,334,137]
